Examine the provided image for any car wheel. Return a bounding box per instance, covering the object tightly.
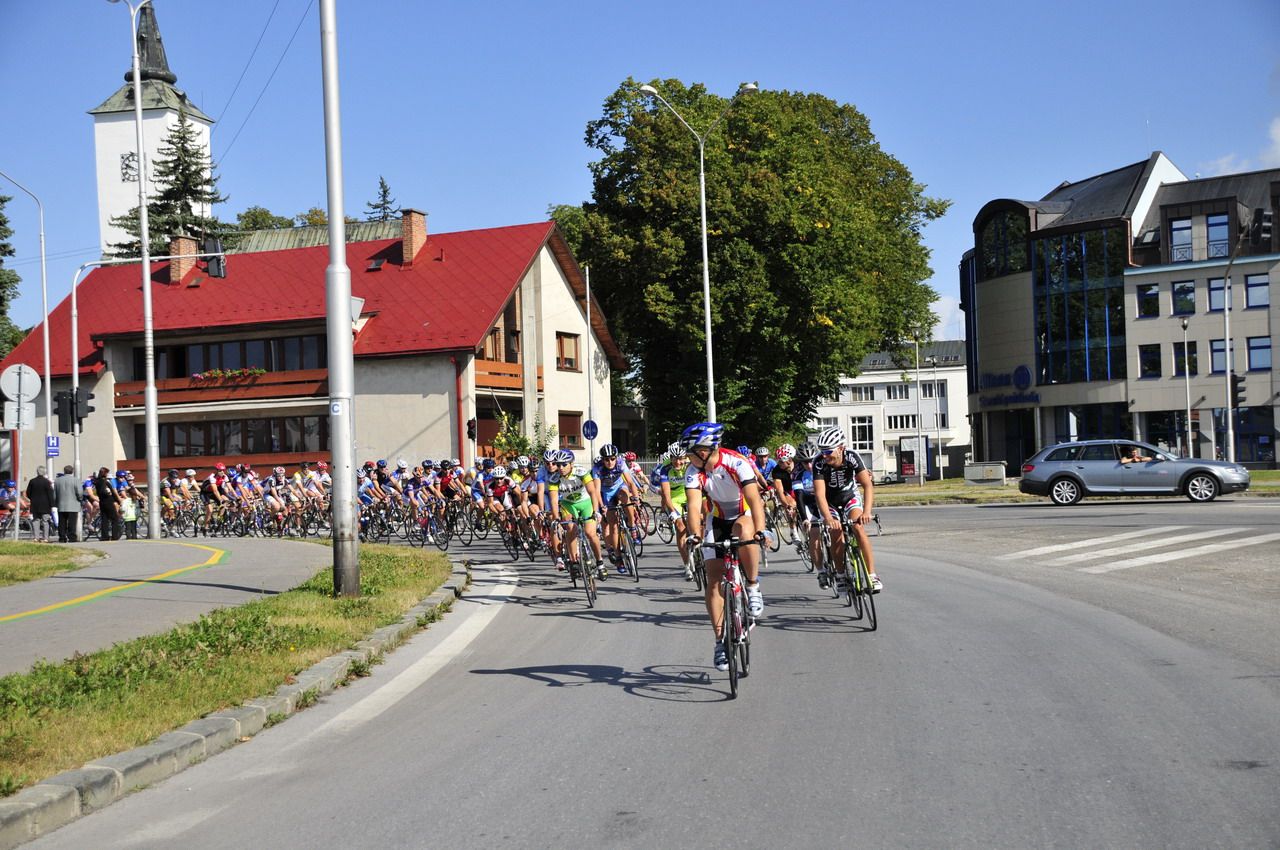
[1184,473,1219,502]
[1049,477,1082,505]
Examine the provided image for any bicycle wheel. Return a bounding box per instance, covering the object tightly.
[847,544,866,619]
[629,517,644,559]
[584,563,597,607]
[450,504,473,546]
[735,585,751,676]
[690,548,706,591]
[765,508,782,552]
[656,514,674,544]
[500,523,521,560]
[622,533,640,582]
[471,505,491,540]
[721,582,739,698]
[852,544,876,631]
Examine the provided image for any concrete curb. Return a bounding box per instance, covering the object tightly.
[0,557,473,850]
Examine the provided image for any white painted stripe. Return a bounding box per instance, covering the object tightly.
[300,566,519,741]
[996,526,1187,560]
[1046,528,1242,566]
[1079,532,1280,574]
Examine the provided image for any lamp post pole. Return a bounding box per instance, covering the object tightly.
[914,339,924,487]
[0,172,51,463]
[929,355,943,480]
[638,82,756,423]
[1182,318,1194,457]
[585,265,595,459]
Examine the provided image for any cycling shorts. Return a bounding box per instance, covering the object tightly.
[670,490,687,510]
[700,516,740,562]
[560,495,594,523]
[602,481,627,507]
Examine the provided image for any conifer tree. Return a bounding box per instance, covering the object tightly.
[365,176,397,221]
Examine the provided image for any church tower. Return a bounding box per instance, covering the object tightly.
[88,4,213,254]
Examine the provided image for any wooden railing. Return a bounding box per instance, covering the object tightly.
[474,359,543,392]
[113,369,328,408]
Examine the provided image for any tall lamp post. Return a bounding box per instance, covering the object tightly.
[1181,318,1193,457]
[638,82,757,423]
[914,339,924,487]
[927,355,943,480]
[109,0,161,537]
[0,171,51,464]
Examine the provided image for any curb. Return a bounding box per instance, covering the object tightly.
[0,557,474,850]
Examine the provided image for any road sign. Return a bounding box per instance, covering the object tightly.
[46,435,60,457]
[3,401,36,431]
[582,419,598,441]
[0,364,41,403]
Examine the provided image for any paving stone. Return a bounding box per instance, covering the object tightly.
[206,704,267,738]
[41,766,121,812]
[177,716,240,757]
[17,784,80,841]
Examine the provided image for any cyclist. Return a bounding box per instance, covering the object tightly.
[200,463,231,528]
[682,423,767,672]
[755,446,777,479]
[653,446,694,580]
[792,442,826,579]
[549,458,604,578]
[812,426,881,592]
[593,443,641,574]
[769,443,798,528]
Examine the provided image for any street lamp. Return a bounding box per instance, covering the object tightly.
[0,171,51,465]
[638,81,757,423]
[109,0,161,537]
[927,354,943,480]
[914,339,924,487]
[1181,317,1193,457]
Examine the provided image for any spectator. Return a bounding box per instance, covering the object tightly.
[25,466,56,543]
[94,467,123,541]
[55,465,82,543]
[121,492,138,539]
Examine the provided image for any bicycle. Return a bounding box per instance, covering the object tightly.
[558,520,597,607]
[837,505,878,630]
[605,503,641,582]
[706,536,761,698]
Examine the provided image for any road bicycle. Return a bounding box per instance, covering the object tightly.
[604,503,641,581]
[706,536,761,698]
[837,505,877,630]
[556,519,597,607]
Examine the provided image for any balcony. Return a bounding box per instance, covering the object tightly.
[474,359,543,393]
[113,368,328,409]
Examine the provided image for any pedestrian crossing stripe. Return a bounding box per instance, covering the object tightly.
[996,526,1187,560]
[1078,532,1280,574]
[1046,528,1241,566]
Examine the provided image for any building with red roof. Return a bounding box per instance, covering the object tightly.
[0,209,625,479]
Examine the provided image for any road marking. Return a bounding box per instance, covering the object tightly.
[1079,532,1280,574]
[997,526,1187,560]
[1046,528,1241,566]
[0,542,227,624]
[297,564,519,741]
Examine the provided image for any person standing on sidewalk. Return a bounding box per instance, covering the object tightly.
[25,467,56,543]
[55,465,83,543]
[94,467,123,541]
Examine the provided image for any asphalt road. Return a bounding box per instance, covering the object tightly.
[28,504,1280,849]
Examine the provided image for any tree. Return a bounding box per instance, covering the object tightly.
[236,205,293,231]
[554,79,949,448]
[108,109,230,256]
[0,196,25,359]
[295,207,328,227]
[365,176,398,221]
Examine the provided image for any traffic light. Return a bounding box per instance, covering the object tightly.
[466,418,477,441]
[1230,373,1247,408]
[204,237,227,278]
[74,385,95,421]
[55,390,75,434]
[1252,208,1274,247]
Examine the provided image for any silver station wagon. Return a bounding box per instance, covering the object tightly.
[1019,439,1251,505]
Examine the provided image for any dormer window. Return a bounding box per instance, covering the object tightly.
[1170,217,1192,262]
[1206,213,1229,259]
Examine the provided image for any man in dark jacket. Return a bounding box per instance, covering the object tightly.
[55,465,83,543]
[25,467,56,543]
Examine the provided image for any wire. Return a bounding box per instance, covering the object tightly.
[214,0,283,124]
[215,0,316,167]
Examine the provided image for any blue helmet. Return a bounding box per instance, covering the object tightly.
[737,445,751,456]
[680,422,724,452]
[422,459,435,469]
[554,449,575,464]
[542,449,558,463]
[376,459,388,469]
[482,458,495,470]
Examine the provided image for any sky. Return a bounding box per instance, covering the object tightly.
[2,0,1279,343]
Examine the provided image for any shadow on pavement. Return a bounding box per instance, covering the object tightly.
[470,663,728,702]
[45,573,282,596]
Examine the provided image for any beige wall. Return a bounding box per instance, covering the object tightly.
[354,355,459,466]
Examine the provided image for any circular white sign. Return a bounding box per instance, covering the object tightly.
[0,364,41,403]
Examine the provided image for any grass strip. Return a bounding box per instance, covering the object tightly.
[0,543,103,587]
[0,543,451,797]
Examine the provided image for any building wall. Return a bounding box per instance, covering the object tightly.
[2,372,116,486]
[354,355,459,466]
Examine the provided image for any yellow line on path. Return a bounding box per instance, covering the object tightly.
[0,542,228,624]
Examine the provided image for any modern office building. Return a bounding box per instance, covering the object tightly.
[962,153,1277,468]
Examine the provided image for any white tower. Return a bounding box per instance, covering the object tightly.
[88,4,213,255]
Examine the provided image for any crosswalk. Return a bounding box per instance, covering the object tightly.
[998,525,1280,575]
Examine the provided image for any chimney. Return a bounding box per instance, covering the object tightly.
[400,208,427,267]
[169,234,199,284]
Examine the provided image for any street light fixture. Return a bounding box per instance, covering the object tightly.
[637,81,757,422]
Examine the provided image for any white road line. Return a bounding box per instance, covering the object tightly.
[1045,528,1242,566]
[996,526,1187,560]
[1079,532,1280,574]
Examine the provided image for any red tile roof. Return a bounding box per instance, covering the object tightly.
[2,221,623,377]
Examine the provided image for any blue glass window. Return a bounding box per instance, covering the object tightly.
[1170,217,1192,262]
[1247,337,1272,371]
[1172,281,1195,315]
[1245,274,1270,309]
[1207,213,1230,259]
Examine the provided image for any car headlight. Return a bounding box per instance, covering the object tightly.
[1234,466,1249,475]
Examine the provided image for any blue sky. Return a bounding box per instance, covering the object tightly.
[2,0,1278,341]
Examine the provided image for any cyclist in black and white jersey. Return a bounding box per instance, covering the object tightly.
[812,426,882,592]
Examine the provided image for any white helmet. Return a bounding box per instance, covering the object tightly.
[775,443,796,461]
[396,458,408,470]
[492,466,507,478]
[815,426,845,450]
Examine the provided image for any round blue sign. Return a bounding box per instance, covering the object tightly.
[1013,365,1033,391]
[582,420,598,440]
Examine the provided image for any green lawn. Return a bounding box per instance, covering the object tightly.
[0,543,102,587]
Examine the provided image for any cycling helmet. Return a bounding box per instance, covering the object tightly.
[754,446,770,458]
[815,426,845,451]
[737,445,751,456]
[376,459,388,469]
[796,441,819,461]
[317,462,328,470]
[667,440,682,457]
[542,448,558,463]
[115,470,127,479]
[555,449,575,464]
[680,422,724,452]
[167,469,179,477]
[363,460,375,470]
[492,465,507,478]
[4,480,13,488]
[439,459,453,470]
[624,451,637,462]
[396,458,408,470]
[422,459,435,469]
[357,468,367,479]
[516,455,531,468]
[274,466,286,476]
[185,469,196,477]
[482,458,495,470]
[599,443,620,459]
[451,458,461,467]
[775,443,796,461]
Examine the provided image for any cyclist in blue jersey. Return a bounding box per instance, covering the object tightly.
[593,443,641,573]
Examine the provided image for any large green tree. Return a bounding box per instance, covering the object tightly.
[553,79,948,448]
[0,195,25,358]
[108,108,230,256]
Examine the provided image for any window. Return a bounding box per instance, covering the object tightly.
[146,415,329,459]
[921,381,946,399]
[849,416,874,451]
[1046,445,1083,462]
[977,209,1030,281]
[1174,341,1198,377]
[1206,213,1229,259]
[847,385,875,402]
[1170,217,1192,262]
[1208,278,1226,312]
[482,328,502,361]
[139,334,327,379]
[933,412,949,428]
[1210,339,1235,374]
[885,384,909,400]
[1245,274,1270,309]
[886,415,917,431]
[1247,337,1272,371]
[556,333,580,371]
[812,416,837,431]
[1171,281,1195,315]
[1137,283,1160,318]
[1138,344,1162,378]
[1081,444,1118,461]
[558,411,582,448]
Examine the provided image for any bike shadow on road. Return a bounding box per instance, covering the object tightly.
[41,573,284,596]
[470,663,728,702]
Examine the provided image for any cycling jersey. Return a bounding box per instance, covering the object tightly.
[813,453,867,507]
[653,462,688,505]
[770,463,793,493]
[760,458,778,479]
[592,460,633,505]
[684,448,757,520]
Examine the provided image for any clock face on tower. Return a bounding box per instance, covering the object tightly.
[120,152,139,183]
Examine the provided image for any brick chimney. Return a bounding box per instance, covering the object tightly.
[400,208,427,267]
[169,234,199,284]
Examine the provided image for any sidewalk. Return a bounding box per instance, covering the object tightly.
[0,538,329,678]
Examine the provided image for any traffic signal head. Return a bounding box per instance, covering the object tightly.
[466,418,477,441]
[1251,208,1274,247]
[55,390,75,434]
[74,385,95,420]
[1230,373,1247,408]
